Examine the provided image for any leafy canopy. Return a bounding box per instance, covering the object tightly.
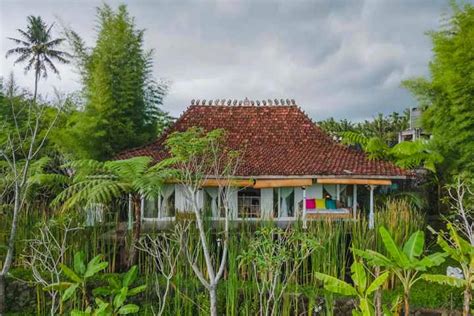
[60,4,168,160]
[402,2,474,177]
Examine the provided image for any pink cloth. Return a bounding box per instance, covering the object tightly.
[306,199,316,209]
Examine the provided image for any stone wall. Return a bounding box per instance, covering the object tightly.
[6,279,38,314]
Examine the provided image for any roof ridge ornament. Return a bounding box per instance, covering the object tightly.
[191,98,297,106]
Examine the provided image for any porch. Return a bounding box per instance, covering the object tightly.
[137,177,393,229]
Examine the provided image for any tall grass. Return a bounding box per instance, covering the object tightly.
[352,198,425,253]
[3,199,426,315]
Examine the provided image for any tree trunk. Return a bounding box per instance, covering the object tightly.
[33,73,38,102]
[437,182,441,213]
[33,60,40,103]
[404,290,410,316]
[209,285,218,316]
[128,197,142,267]
[0,274,6,316]
[0,187,21,315]
[463,284,471,316]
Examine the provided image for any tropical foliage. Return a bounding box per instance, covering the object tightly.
[341,132,443,173]
[315,260,390,315]
[318,111,410,145]
[1,2,473,315]
[49,252,145,315]
[422,223,474,316]
[402,2,474,178]
[5,16,70,100]
[58,4,168,160]
[353,227,447,316]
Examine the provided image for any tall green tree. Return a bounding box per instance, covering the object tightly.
[402,2,474,177]
[5,16,70,101]
[62,4,167,160]
[1,16,69,313]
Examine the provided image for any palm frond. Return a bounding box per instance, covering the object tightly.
[5,47,31,58]
[13,52,32,65]
[6,37,30,46]
[44,56,59,75]
[44,38,65,48]
[16,28,33,42]
[24,56,36,73]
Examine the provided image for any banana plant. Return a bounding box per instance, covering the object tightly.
[353,227,447,316]
[70,296,140,316]
[315,260,390,315]
[422,223,474,316]
[91,265,146,315]
[48,253,144,315]
[49,251,109,308]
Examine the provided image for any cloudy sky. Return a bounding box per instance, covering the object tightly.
[0,0,453,121]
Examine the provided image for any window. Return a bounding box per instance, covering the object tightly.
[143,198,159,218]
[238,188,260,218]
[273,188,295,218]
[142,185,176,219]
[164,190,176,217]
[85,203,104,226]
[203,187,226,218]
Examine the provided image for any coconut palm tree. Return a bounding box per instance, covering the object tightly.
[5,16,70,101]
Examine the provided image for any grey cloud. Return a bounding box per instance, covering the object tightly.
[1,0,452,121]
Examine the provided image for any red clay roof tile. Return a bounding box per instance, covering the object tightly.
[117,103,409,178]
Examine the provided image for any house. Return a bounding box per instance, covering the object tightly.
[398,107,430,143]
[118,99,410,228]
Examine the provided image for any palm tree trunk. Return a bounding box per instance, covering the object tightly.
[33,61,40,103]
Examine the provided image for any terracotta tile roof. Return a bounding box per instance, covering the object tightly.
[117,100,409,178]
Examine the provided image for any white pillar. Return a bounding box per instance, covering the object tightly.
[157,194,162,219]
[352,184,357,220]
[140,195,144,222]
[302,186,307,229]
[336,184,340,201]
[369,185,376,229]
[128,194,133,230]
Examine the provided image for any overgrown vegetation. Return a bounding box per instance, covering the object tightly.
[1,1,474,315]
